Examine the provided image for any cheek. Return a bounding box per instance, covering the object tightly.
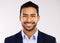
[21,18,27,22]
[32,18,37,22]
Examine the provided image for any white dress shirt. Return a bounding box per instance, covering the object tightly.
[21,29,38,43]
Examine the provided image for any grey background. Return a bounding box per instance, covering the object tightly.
[0,0,60,43]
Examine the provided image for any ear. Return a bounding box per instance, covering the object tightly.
[37,16,40,22]
[19,15,21,21]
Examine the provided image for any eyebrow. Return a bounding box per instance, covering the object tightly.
[23,13,36,16]
[23,13,36,15]
[23,14,28,15]
[31,14,36,15]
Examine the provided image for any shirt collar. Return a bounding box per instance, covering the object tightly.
[21,29,38,40]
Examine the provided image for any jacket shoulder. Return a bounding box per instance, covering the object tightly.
[4,31,22,43]
[38,30,56,43]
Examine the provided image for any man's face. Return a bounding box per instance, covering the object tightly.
[20,7,40,31]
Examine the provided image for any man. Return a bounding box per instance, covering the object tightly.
[4,1,56,43]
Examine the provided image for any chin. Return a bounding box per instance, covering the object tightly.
[24,27,34,31]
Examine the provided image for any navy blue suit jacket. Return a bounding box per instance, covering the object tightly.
[4,30,56,43]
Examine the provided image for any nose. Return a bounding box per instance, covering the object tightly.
[27,16,31,22]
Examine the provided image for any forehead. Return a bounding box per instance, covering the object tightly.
[21,7,37,15]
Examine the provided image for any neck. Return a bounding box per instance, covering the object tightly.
[23,28,36,39]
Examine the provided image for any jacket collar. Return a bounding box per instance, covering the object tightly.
[37,30,44,43]
[15,31,23,43]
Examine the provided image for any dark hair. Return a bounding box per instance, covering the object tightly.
[20,1,39,16]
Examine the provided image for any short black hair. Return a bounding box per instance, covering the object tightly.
[20,1,39,16]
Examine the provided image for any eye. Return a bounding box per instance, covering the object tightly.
[23,15,27,17]
[31,14,36,17]
[23,14,27,17]
[32,15,35,17]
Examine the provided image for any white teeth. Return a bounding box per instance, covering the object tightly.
[26,24,32,26]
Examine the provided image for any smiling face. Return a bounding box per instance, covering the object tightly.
[20,7,40,31]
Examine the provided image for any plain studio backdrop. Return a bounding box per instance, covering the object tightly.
[0,0,60,43]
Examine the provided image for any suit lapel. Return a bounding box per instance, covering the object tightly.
[15,31,23,43]
[37,30,44,43]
